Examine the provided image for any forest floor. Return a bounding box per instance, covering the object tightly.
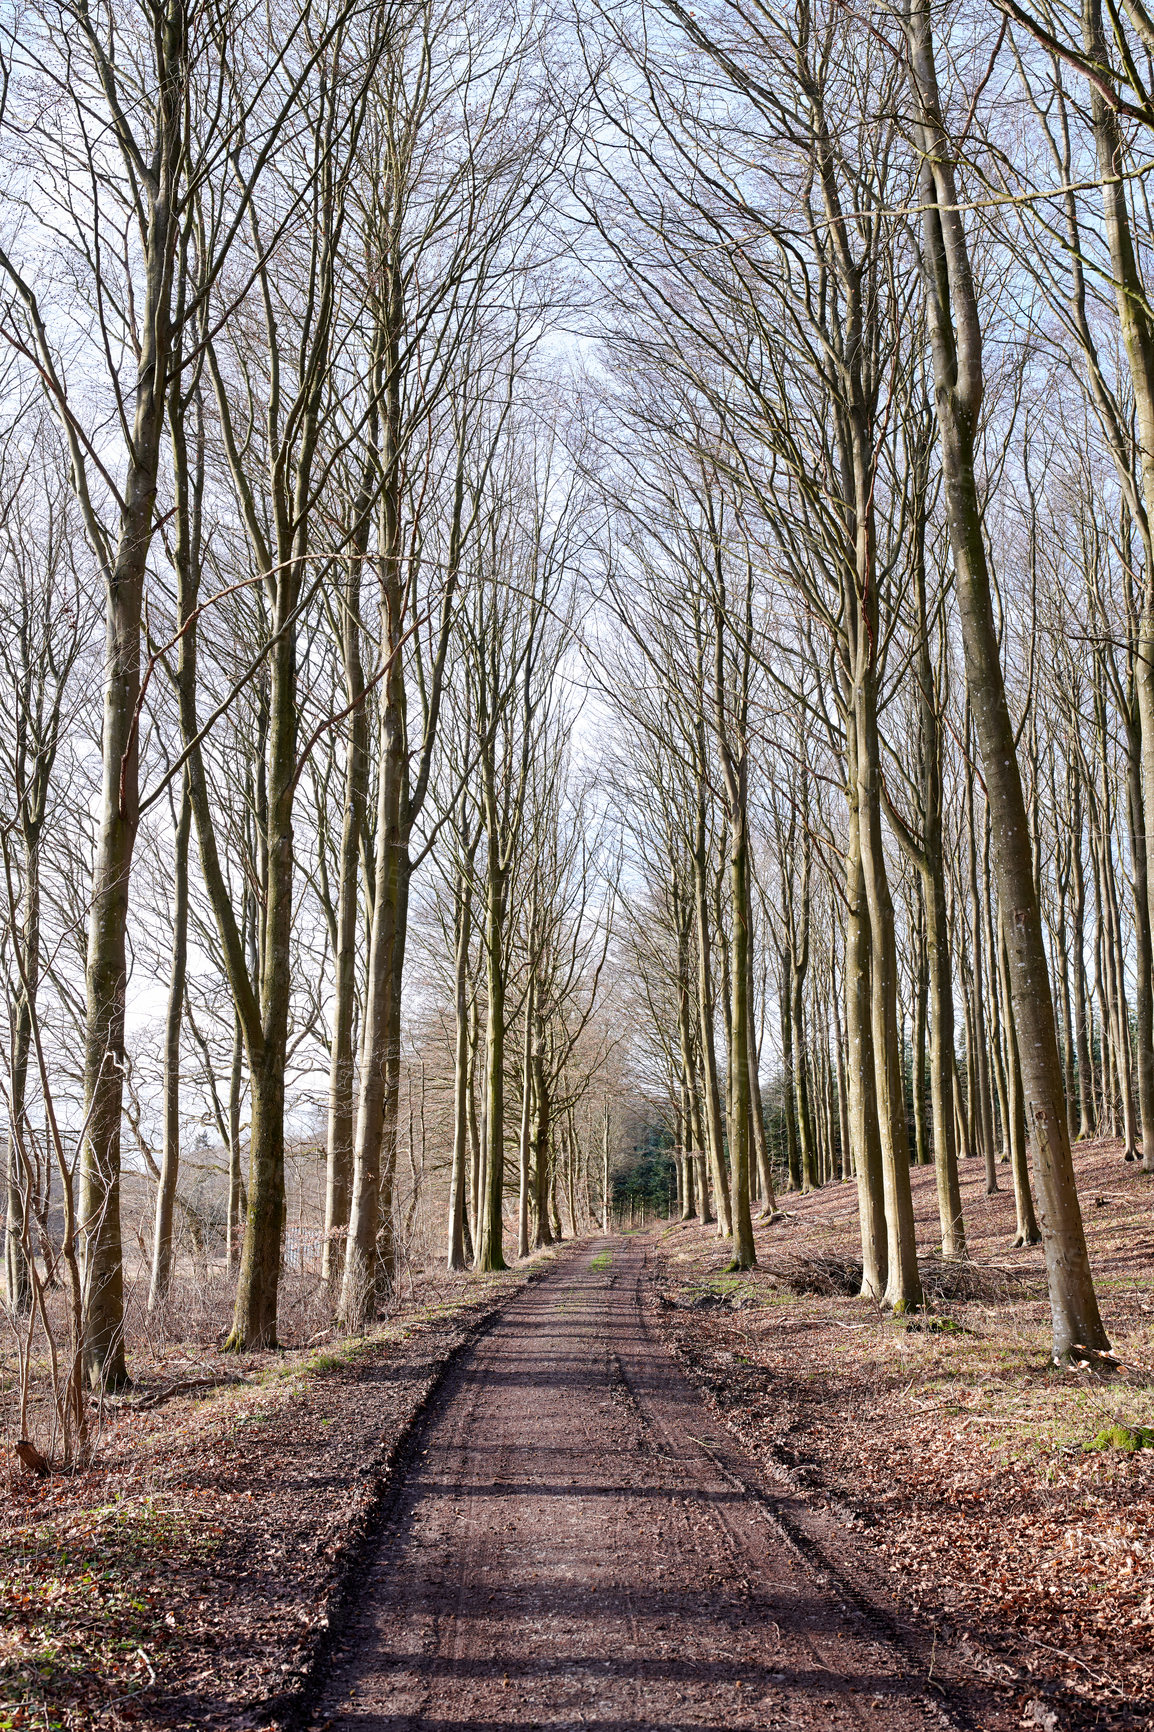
[3,1140,1149,1732]
[0,1255,558,1731]
[654,1137,1154,1731]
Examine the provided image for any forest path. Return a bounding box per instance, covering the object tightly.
[309,1238,941,1732]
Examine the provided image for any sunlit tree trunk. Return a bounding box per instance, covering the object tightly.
[907,0,1110,1357]
[148,774,191,1311]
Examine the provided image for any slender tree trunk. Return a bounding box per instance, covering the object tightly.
[925,860,966,1257]
[846,733,887,1299]
[80,420,165,1392]
[447,835,475,1271]
[692,798,732,1236]
[1090,841,1114,1133]
[726,807,756,1269]
[1070,775,1095,1139]
[675,919,701,1219]
[517,973,535,1260]
[792,959,818,1191]
[1126,726,1154,1169]
[229,605,297,1349]
[148,774,191,1312]
[689,1069,712,1223]
[5,818,41,1313]
[323,539,369,1285]
[894,507,967,1255]
[999,922,1042,1247]
[69,0,186,1391]
[477,852,509,1272]
[531,1023,551,1253]
[913,890,930,1166]
[746,926,777,1213]
[1054,837,1078,1138]
[227,1010,244,1271]
[378,862,410,1290]
[833,981,851,1182]
[339,715,402,1324]
[858,691,922,1310]
[779,959,801,1190]
[1080,0,1154,1166]
[968,772,998,1191]
[468,996,483,1254]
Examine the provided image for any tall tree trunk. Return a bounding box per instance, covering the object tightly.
[1080,0,1154,1169]
[913,889,930,1166]
[148,774,191,1311]
[891,499,966,1256]
[322,524,370,1285]
[5,815,42,1313]
[1069,773,1095,1139]
[477,851,509,1272]
[229,603,297,1349]
[339,680,404,1324]
[468,996,483,1253]
[833,980,851,1182]
[531,1021,552,1252]
[859,707,922,1310]
[745,905,777,1215]
[846,731,887,1299]
[968,766,998,1191]
[447,828,476,1271]
[1125,724,1154,1169]
[692,792,732,1235]
[1053,834,1078,1138]
[907,0,1110,1357]
[923,863,965,1256]
[725,805,756,1269]
[673,879,702,1220]
[779,959,801,1191]
[517,972,535,1260]
[378,862,410,1290]
[80,346,171,1392]
[999,922,1042,1247]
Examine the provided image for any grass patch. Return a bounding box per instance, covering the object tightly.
[590,1251,612,1272]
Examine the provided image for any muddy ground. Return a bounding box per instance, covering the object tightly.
[3,1139,1149,1731]
[1,1260,556,1731]
[654,1138,1154,1730]
[307,1237,968,1732]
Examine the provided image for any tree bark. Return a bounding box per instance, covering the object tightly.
[907,0,1110,1357]
[147,773,191,1311]
[846,728,887,1298]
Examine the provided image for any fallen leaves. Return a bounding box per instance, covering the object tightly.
[2,1260,551,1729]
[655,1139,1154,1730]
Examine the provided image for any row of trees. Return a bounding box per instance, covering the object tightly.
[0,0,620,1419]
[4,0,1154,1402]
[581,0,1154,1362]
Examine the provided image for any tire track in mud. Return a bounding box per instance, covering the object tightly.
[305,1238,963,1732]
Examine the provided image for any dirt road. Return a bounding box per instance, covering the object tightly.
[309,1239,946,1731]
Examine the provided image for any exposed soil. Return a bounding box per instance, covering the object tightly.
[2,1261,554,1731]
[652,1139,1154,1732]
[8,1142,1148,1732]
[306,1238,990,1732]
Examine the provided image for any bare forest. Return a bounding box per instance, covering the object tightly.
[3,0,1154,1726]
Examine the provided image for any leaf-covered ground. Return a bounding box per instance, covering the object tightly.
[7,1148,1149,1732]
[1,1260,552,1731]
[653,1139,1154,1731]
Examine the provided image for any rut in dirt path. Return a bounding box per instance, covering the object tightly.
[309,1239,946,1731]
